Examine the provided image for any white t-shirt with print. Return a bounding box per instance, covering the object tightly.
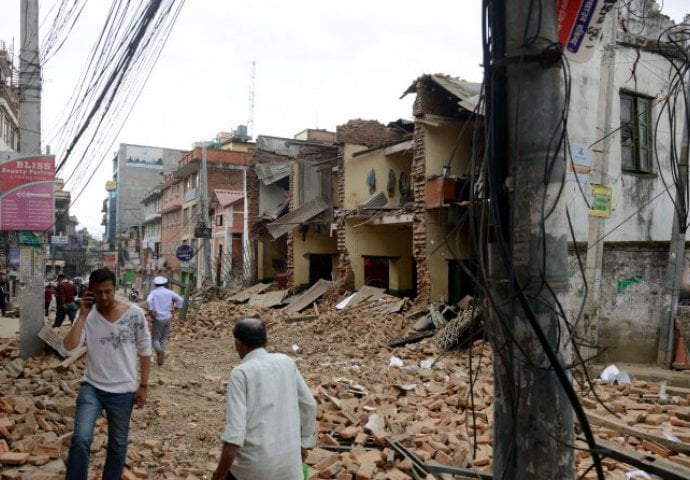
[61,304,152,393]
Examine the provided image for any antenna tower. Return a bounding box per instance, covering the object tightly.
[248,60,255,140]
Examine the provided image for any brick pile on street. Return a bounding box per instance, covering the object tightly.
[2,287,690,479]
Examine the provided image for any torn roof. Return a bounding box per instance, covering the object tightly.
[213,189,244,207]
[401,74,481,101]
[255,161,291,185]
[266,197,328,239]
[256,135,302,157]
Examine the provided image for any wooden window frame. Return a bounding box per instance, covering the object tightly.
[620,91,653,174]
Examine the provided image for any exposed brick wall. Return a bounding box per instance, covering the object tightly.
[246,165,260,282]
[412,115,430,304]
[208,167,244,191]
[336,119,407,147]
[334,154,354,293]
[412,77,468,119]
[286,166,296,289]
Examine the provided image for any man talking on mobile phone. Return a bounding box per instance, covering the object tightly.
[61,268,152,480]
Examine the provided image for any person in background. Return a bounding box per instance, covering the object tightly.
[44,283,55,318]
[0,280,6,317]
[212,317,317,480]
[54,273,78,328]
[146,276,184,366]
[61,268,151,480]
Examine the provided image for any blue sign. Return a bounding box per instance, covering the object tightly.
[9,248,20,267]
[175,244,194,262]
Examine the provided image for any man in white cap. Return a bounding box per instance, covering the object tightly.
[146,276,184,365]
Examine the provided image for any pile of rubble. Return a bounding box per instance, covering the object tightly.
[1,282,690,479]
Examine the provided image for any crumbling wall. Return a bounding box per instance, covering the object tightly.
[286,166,296,289]
[411,78,466,119]
[246,165,260,282]
[412,116,430,304]
[565,243,668,363]
[334,154,355,293]
[336,119,407,147]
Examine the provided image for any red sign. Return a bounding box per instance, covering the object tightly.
[0,153,55,231]
[558,0,617,63]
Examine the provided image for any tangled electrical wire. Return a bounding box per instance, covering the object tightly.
[39,0,185,232]
[434,1,690,479]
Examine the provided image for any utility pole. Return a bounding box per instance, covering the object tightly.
[485,1,589,478]
[200,142,213,285]
[659,42,690,366]
[18,0,45,358]
[582,8,618,363]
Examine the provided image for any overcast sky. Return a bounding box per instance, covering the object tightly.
[0,1,687,238]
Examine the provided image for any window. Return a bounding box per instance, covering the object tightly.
[216,213,224,227]
[620,92,653,173]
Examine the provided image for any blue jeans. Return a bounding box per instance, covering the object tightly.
[66,383,135,480]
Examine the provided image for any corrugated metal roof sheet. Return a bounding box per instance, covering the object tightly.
[256,136,301,157]
[360,191,388,210]
[401,74,481,101]
[255,162,291,185]
[214,189,244,207]
[266,197,328,239]
[430,74,481,101]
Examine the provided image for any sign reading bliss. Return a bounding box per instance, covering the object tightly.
[0,153,55,231]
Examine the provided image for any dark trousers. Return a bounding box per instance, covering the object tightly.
[226,473,237,480]
[53,302,77,327]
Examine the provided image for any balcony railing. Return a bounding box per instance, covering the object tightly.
[185,188,197,202]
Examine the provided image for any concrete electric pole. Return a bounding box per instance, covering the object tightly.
[18,0,45,358]
[485,1,600,478]
[582,9,618,363]
[659,41,690,366]
[200,142,213,285]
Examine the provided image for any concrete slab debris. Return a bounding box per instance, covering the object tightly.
[283,279,333,313]
[226,283,271,303]
[247,289,288,308]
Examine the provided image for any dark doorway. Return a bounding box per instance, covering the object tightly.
[448,259,478,305]
[363,256,390,290]
[309,254,333,285]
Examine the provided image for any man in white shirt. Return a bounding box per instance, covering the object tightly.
[61,268,151,480]
[146,276,184,365]
[213,317,317,480]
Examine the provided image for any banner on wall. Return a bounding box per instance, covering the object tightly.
[589,184,611,218]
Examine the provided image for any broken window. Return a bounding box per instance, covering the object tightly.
[620,92,653,174]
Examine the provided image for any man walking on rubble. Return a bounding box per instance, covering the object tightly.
[146,276,184,365]
[61,268,151,480]
[212,317,317,480]
[53,273,78,327]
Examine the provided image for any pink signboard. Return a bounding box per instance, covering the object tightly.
[0,153,55,231]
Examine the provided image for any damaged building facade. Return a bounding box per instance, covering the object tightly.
[251,132,339,289]
[563,3,690,364]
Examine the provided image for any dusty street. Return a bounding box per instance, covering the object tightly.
[2,292,690,479]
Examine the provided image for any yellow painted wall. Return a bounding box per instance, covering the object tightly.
[257,235,287,281]
[424,122,475,177]
[423,120,477,301]
[292,225,337,286]
[425,209,472,302]
[343,143,412,211]
[344,220,413,290]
